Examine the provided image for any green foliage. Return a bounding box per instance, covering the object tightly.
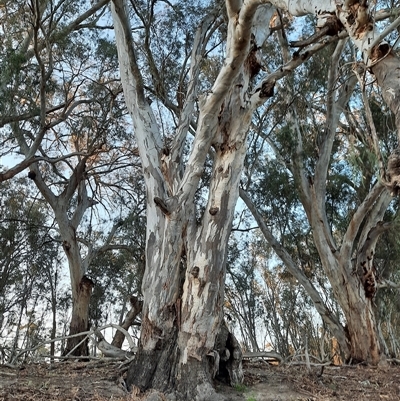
[234,383,247,393]
[0,0,399,370]
[0,178,65,361]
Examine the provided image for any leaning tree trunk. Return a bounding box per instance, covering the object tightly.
[111,0,274,399]
[264,0,400,365]
[111,296,142,349]
[27,156,96,357]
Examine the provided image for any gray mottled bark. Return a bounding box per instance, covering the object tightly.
[111,0,275,398]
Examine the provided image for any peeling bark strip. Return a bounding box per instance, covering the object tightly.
[386,148,400,196]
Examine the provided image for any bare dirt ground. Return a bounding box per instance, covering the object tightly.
[1,359,400,401]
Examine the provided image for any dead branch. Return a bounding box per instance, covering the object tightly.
[94,329,135,359]
[242,351,283,363]
[9,324,136,365]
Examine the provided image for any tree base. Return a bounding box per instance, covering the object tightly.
[126,323,242,401]
[127,350,227,400]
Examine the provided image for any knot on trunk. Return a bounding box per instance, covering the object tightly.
[154,196,178,215]
[80,275,95,290]
[209,207,219,215]
[259,80,275,98]
[245,41,264,79]
[385,148,400,197]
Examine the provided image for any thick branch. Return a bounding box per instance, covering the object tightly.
[249,31,349,110]
[312,41,357,249]
[167,14,219,193]
[340,182,386,263]
[111,0,165,196]
[59,157,88,207]
[111,296,143,348]
[178,0,268,202]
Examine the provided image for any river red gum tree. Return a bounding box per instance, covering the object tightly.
[264,0,400,365]
[111,0,400,398]
[111,0,276,398]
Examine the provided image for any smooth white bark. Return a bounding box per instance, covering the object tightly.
[111,1,277,389]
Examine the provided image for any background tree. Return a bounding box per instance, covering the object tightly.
[0,177,64,362]
[0,0,109,181]
[0,0,145,356]
[225,237,265,353]
[240,1,400,364]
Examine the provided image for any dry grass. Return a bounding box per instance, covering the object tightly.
[1,359,400,400]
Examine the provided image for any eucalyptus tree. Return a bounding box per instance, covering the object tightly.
[240,1,400,365]
[0,0,145,356]
[88,205,146,346]
[225,238,264,353]
[110,0,400,397]
[0,0,109,181]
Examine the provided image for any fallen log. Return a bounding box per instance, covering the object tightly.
[242,351,283,363]
[94,329,135,359]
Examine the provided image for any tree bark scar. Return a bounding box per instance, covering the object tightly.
[175,298,181,329]
[80,275,95,291]
[154,196,170,215]
[245,44,262,78]
[230,55,241,70]
[370,43,391,63]
[191,266,200,278]
[260,80,275,98]
[197,278,206,297]
[386,147,400,196]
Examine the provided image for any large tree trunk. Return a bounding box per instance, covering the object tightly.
[111,0,274,398]
[306,179,391,365]
[331,260,382,364]
[344,296,380,364]
[125,127,250,397]
[60,223,94,357]
[263,0,400,365]
[63,275,94,356]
